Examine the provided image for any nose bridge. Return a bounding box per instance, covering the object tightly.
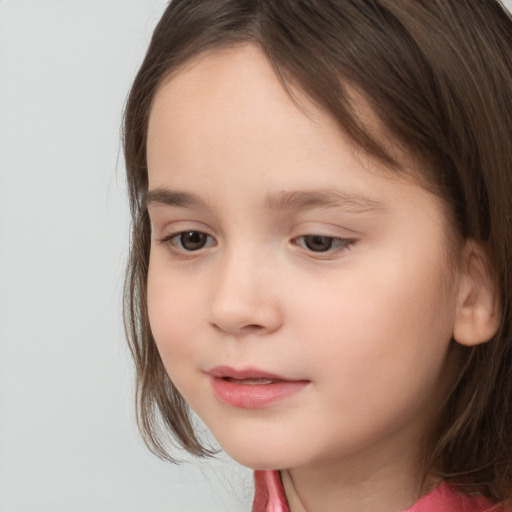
[208,241,282,335]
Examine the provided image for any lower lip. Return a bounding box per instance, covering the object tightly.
[209,377,309,409]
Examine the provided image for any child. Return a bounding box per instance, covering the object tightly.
[123,1,512,510]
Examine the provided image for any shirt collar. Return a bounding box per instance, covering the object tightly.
[251,470,499,512]
[252,470,290,512]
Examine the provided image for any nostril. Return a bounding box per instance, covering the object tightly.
[245,324,265,331]
[210,321,267,335]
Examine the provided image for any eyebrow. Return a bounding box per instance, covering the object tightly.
[264,189,386,214]
[144,187,386,214]
[145,188,207,209]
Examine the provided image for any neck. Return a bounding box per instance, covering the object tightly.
[280,438,438,512]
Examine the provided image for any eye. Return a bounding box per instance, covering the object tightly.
[296,235,355,253]
[162,230,215,252]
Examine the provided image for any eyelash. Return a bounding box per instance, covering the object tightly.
[158,231,216,255]
[158,231,356,258]
[293,235,356,255]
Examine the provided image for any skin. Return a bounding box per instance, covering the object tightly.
[146,45,466,512]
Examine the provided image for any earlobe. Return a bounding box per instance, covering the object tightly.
[453,240,501,347]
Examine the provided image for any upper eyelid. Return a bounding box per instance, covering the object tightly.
[290,220,361,236]
[149,212,359,232]
[154,223,357,243]
[151,219,214,236]
[160,230,215,243]
[294,235,352,242]
[293,234,356,248]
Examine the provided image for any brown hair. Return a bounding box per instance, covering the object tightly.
[123,0,512,503]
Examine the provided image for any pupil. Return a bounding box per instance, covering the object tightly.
[181,231,206,251]
[304,235,332,252]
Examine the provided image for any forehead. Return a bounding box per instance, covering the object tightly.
[153,46,370,176]
[146,44,428,202]
[148,45,339,170]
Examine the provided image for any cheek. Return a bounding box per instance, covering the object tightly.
[146,257,201,364]
[146,260,212,410]
[284,257,457,450]
[289,248,457,389]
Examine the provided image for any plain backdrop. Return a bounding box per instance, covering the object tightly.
[1,1,511,511]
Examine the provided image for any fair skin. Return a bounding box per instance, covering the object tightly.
[145,45,496,512]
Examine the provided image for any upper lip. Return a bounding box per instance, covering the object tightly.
[206,365,299,381]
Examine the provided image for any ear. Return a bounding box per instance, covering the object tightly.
[453,240,500,346]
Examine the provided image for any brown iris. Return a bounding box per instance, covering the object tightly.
[302,235,334,252]
[180,231,208,251]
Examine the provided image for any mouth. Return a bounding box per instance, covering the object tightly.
[223,377,279,385]
[206,366,309,409]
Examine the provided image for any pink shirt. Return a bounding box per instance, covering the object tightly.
[252,470,503,512]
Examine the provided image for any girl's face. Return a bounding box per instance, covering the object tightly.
[146,45,460,474]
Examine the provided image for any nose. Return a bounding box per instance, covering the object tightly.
[208,249,283,337]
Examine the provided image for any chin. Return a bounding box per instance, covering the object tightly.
[224,449,290,471]
[214,434,311,471]
[197,407,319,470]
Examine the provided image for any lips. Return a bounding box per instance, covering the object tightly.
[206,366,309,409]
[224,377,276,385]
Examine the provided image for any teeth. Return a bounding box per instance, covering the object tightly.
[225,377,277,385]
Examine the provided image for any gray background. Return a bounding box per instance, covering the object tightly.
[1,0,511,511]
